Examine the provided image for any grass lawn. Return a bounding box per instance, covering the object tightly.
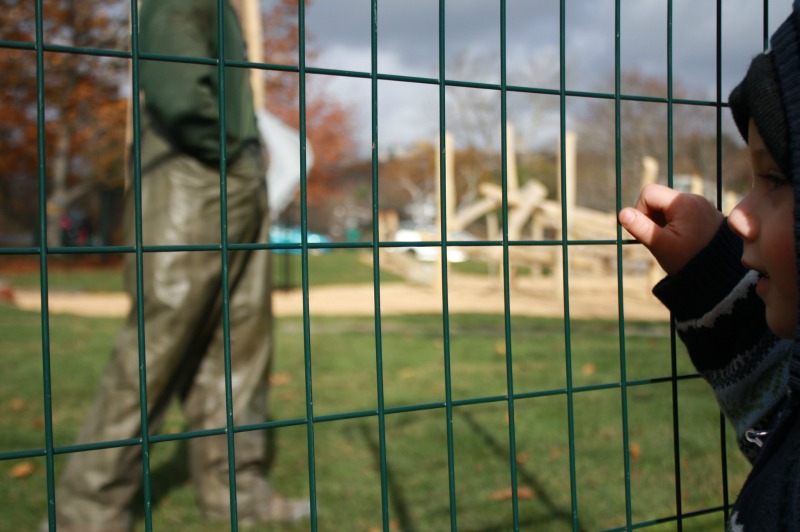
[2,250,402,293]
[0,294,749,531]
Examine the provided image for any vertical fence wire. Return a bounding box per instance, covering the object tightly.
[34,0,57,528]
[214,2,240,529]
[715,0,731,526]
[437,1,459,530]
[613,0,634,528]
[667,0,685,527]
[368,1,391,530]
[128,1,156,530]
[498,0,522,529]
[296,0,320,528]
[558,1,580,529]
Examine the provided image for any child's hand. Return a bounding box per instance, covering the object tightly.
[618,184,724,276]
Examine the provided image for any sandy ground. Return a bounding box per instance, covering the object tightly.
[10,272,670,322]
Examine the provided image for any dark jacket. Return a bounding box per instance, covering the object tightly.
[139,0,260,166]
[654,2,800,529]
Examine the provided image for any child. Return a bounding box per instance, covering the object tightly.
[618,2,800,528]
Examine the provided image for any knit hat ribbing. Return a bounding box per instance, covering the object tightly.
[728,52,791,177]
[772,0,800,385]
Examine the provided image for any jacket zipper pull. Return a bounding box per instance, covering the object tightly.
[745,429,768,448]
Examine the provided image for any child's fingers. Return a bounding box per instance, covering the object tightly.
[634,184,680,225]
[622,186,724,276]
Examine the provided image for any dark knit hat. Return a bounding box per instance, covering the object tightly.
[728,52,791,176]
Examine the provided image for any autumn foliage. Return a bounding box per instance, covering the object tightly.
[0,0,129,240]
[262,0,358,207]
[0,0,357,244]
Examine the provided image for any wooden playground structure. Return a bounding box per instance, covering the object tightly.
[379,126,675,295]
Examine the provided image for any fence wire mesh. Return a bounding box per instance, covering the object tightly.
[0,0,779,530]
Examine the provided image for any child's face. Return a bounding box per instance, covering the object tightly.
[728,118,797,339]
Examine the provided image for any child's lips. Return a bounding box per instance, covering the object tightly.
[755,272,770,296]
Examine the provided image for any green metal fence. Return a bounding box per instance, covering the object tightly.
[0,0,779,530]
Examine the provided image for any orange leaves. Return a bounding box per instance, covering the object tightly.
[261,0,358,208]
[266,92,358,207]
[581,362,596,377]
[269,372,292,386]
[9,397,25,411]
[368,520,399,532]
[629,442,642,463]
[489,486,536,501]
[4,398,37,482]
[9,462,36,479]
[1,0,129,235]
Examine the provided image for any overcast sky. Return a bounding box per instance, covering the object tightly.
[264,0,792,154]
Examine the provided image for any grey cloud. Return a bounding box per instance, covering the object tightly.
[269,0,791,149]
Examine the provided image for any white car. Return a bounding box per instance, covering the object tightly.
[390,225,475,263]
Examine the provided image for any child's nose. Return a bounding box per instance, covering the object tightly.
[728,200,757,241]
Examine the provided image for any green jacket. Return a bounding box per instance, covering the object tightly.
[139,0,259,165]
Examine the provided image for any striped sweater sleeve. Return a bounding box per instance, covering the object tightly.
[653,221,791,463]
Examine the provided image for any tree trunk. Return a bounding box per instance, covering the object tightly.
[47,122,71,248]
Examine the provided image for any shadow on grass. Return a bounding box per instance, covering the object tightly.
[457,409,586,532]
[355,422,417,532]
[353,412,584,532]
[130,428,281,523]
[131,439,192,521]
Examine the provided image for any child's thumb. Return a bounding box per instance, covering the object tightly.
[619,207,658,247]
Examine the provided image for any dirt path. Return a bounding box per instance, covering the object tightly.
[10,273,669,321]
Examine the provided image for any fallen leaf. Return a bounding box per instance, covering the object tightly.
[0,285,14,302]
[399,369,415,379]
[494,341,505,356]
[368,520,399,532]
[516,452,528,465]
[10,462,36,479]
[489,486,536,501]
[10,398,25,411]
[518,486,536,499]
[629,442,642,462]
[269,372,291,386]
[581,362,596,377]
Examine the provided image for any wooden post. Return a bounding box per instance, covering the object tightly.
[240,0,265,111]
[723,190,740,216]
[554,131,577,299]
[641,156,658,187]
[506,122,519,197]
[435,131,455,292]
[506,122,519,283]
[558,131,577,224]
[690,174,703,196]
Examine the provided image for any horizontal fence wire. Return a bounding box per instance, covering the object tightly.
[0,0,771,530]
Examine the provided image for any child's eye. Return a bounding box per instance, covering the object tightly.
[757,172,789,191]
